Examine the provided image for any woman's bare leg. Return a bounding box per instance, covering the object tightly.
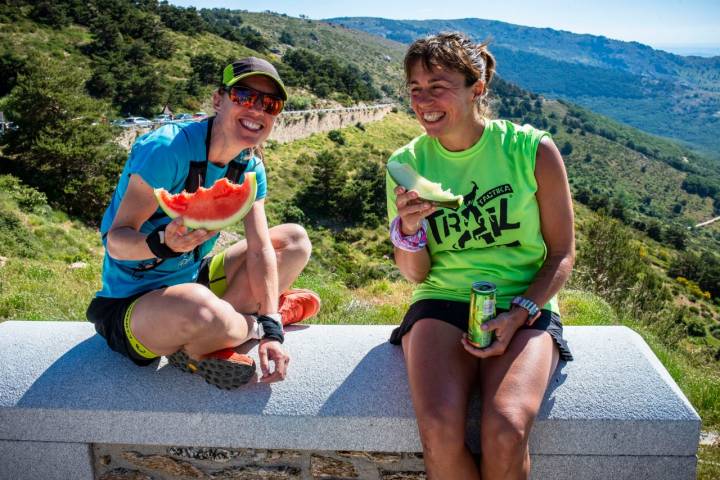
[403,319,481,480]
[478,330,560,480]
[129,223,311,359]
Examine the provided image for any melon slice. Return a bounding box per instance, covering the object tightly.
[387,162,463,209]
[154,174,257,230]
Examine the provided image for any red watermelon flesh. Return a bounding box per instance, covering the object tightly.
[154,174,257,230]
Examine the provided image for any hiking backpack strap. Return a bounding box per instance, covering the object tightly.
[225,157,249,184]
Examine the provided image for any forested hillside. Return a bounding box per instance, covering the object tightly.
[330,16,720,158]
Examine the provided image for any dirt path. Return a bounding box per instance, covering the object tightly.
[694,216,720,228]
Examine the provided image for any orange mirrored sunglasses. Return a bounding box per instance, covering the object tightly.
[228,86,284,116]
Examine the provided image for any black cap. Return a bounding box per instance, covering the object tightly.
[222,57,288,101]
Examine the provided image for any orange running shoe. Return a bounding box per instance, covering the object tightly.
[278,288,321,326]
[167,348,255,390]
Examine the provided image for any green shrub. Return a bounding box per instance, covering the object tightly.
[709,324,720,341]
[0,207,40,258]
[292,148,386,228]
[328,130,345,145]
[282,48,380,101]
[669,251,720,299]
[0,176,48,213]
[572,214,671,329]
[285,95,312,111]
[279,30,295,46]
[687,319,706,337]
[280,204,306,224]
[190,53,224,85]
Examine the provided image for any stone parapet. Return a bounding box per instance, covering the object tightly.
[269,104,395,144]
[0,321,701,479]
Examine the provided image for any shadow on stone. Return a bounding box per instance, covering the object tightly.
[318,342,412,418]
[18,334,273,414]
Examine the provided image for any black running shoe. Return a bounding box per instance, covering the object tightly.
[167,348,256,390]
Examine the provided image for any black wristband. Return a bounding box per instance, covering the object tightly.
[257,314,284,344]
[146,224,182,259]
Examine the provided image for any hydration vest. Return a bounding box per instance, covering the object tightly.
[123,116,251,277]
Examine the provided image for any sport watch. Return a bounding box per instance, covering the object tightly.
[511,296,541,323]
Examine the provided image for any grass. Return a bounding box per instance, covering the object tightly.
[559,289,618,326]
[699,444,720,479]
[0,257,101,321]
[294,272,412,326]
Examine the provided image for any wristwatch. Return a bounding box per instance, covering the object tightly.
[511,296,541,323]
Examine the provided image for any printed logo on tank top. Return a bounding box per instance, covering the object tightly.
[426,182,521,250]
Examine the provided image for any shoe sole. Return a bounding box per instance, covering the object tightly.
[167,350,255,390]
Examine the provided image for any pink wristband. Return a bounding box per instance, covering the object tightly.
[390,216,428,252]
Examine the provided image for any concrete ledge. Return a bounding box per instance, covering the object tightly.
[0,321,701,479]
[1,439,93,480]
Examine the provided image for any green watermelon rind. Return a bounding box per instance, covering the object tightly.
[387,162,463,210]
[154,173,258,230]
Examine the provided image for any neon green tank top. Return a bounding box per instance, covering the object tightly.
[386,119,559,314]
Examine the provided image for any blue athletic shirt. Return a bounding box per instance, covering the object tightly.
[96,119,267,298]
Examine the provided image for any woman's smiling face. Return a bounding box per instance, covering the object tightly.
[215,75,280,148]
[407,61,478,140]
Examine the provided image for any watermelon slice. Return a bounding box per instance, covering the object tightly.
[154,174,257,230]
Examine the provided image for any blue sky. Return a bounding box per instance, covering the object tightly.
[169,0,720,54]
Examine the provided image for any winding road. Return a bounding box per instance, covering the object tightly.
[694,216,720,228]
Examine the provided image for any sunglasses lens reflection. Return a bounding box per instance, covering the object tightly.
[230,87,284,115]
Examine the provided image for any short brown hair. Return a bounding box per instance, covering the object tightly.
[404,32,496,116]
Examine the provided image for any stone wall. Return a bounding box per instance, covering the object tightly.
[115,105,396,151]
[268,105,395,144]
[94,444,426,480]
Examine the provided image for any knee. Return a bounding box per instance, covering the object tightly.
[415,404,467,456]
[176,286,226,338]
[481,408,532,461]
[278,223,312,260]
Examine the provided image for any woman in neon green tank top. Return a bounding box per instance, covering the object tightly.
[386,33,575,479]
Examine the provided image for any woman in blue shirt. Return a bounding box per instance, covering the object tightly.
[87,58,320,389]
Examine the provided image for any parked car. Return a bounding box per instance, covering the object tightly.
[152,114,173,124]
[192,111,208,120]
[0,121,17,136]
[113,116,153,128]
[174,113,194,121]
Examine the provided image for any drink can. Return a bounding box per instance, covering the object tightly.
[468,281,496,348]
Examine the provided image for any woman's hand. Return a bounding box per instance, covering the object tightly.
[395,186,436,235]
[163,217,217,253]
[258,339,290,383]
[461,309,528,358]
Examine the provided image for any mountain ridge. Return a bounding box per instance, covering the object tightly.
[327,16,720,158]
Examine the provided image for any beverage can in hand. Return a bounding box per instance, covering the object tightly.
[468,281,496,348]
